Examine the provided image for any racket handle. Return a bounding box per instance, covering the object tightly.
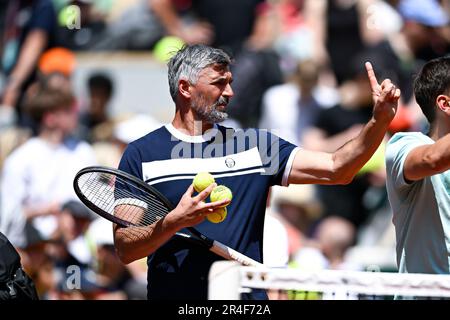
[210,240,264,267]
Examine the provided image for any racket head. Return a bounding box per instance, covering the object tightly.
[73,166,174,228]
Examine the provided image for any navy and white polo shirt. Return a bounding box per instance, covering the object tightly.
[118,123,299,299]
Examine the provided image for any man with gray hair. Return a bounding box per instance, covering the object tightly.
[113,44,400,300]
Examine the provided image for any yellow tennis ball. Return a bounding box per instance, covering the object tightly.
[358,141,386,175]
[152,36,185,63]
[206,207,227,223]
[193,172,215,193]
[58,5,80,27]
[210,185,232,207]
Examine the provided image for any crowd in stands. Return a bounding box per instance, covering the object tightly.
[0,0,449,299]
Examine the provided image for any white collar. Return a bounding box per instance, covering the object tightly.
[165,123,219,143]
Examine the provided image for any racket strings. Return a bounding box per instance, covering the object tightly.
[82,173,169,226]
[78,172,171,227]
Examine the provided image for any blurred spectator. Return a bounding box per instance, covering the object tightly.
[270,184,323,258]
[48,200,104,299]
[87,218,147,300]
[93,0,167,50]
[0,0,57,128]
[398,0,449,61]
[112,113,162,149]
[89,113,162,168]
[0,126,31,171]
[366,0,449,103]
[151,0,284,128]
[291,216,361,271]
[0,48,74,168]
[314,216,360,270]
[78,72,115,143]
[23,47,77,134]
[290,216,361,299]
[18,238,55,299]
[54,200,96,266]
[302,54,390,228]
[259,59,339,145]
[0,87,97,249]
[304,0,385,84]
[55,0,108,51]
[38,47,76,78]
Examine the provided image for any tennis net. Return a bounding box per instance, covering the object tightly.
[208,261,450,300]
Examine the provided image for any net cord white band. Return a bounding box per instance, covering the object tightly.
[208,261,450,299]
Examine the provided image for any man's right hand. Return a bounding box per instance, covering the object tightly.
[165,183,230,230]
[365,62,401,124]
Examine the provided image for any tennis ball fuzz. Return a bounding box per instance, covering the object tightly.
[210,185,233,207]
[193,172,215,193]
[206,207,227,223]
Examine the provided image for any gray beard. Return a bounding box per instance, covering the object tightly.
[192,97,229,124]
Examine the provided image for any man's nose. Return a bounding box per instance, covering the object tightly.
[223,83,234,98]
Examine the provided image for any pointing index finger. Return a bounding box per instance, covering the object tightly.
[365,62,379,91]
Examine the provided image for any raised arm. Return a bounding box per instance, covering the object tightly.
[150,0,214,45]
[403,131,450,182]
[113,183,229,264]
[288,62,400,185]
[2,30,48,107]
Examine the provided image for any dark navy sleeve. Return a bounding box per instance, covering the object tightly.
[115,143,150,214]
[118,143,143,180]
[258,130,298,186]
[30,0,57,34]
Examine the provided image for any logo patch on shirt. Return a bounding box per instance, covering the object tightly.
[225,158,235,168]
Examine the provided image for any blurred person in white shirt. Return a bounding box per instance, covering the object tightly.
[0,87,97,249]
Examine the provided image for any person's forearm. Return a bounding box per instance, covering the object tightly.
[404,133,450,181]
[150,0,183,36]
[8,30,48,89]
[23,202,60,220]
[421,134,450,172]
[114,214,179,264]
[332,117,389,184]
[358,0,384,45]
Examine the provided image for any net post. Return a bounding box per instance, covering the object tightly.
[208,261,241,300]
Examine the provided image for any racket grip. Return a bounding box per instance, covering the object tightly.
[210,240,264,267]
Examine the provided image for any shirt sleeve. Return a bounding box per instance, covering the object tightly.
[385,133,427,190]
[118,143,143,179]
[29,0,57,34]
[258,130,298,187]
[116,143,148,206]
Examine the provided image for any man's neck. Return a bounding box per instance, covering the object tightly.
[429,119,450,141]
[172,109,214,136]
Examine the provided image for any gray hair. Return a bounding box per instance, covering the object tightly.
[167,44,232,102]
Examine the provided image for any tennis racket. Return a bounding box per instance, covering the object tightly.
[73,166,263,267]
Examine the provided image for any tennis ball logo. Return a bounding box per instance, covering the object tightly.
[58,5,81,29]
[206,207,227,224]
[193,172,215,193]
[210,185,233,207]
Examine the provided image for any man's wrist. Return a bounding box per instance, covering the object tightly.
[372,112,394,126]
[163,209,182,233]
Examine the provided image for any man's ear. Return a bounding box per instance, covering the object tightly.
[179,79,191,99]
[436,95,450,114]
